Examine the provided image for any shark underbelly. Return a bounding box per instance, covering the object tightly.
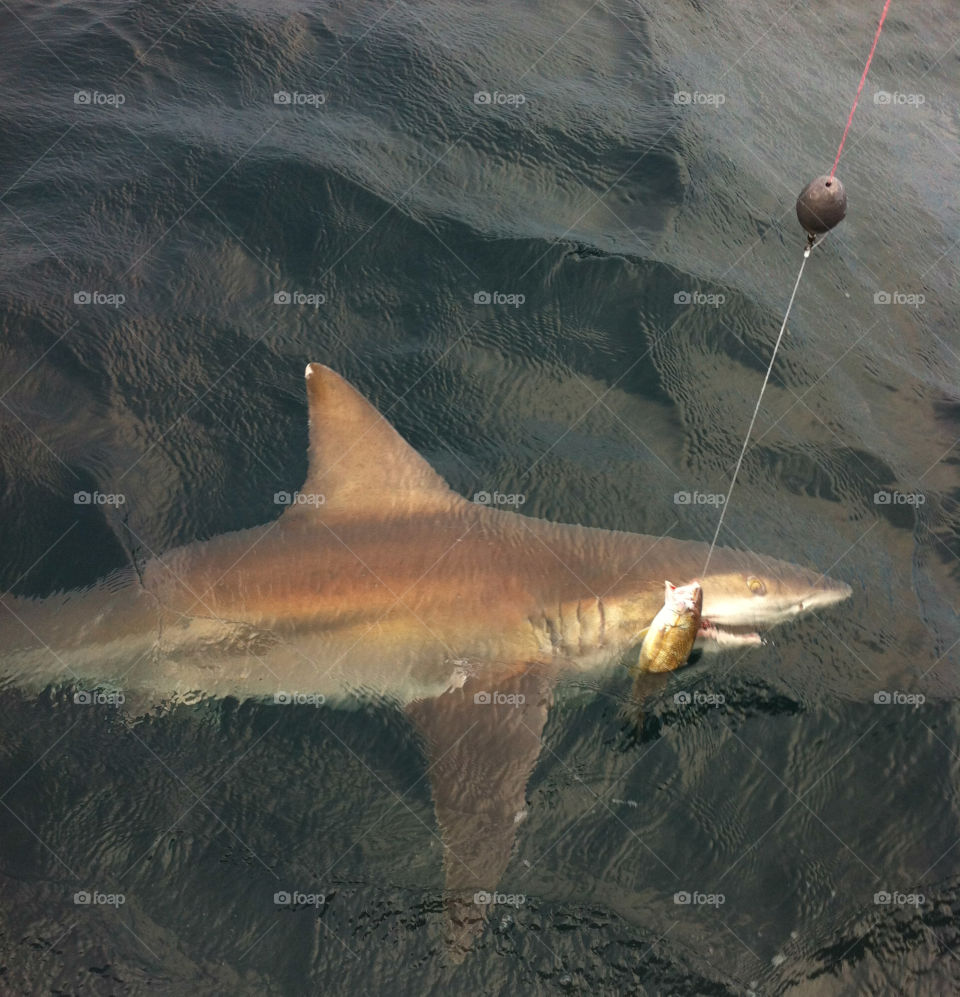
[0,574,613,707]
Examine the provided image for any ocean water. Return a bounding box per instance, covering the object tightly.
[1,0,959,992]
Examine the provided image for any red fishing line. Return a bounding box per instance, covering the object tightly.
[829,0,893,178]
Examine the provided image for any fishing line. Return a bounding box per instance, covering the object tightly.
[702,0,892,575]
[702,247,810,574]
[829,0,893,178]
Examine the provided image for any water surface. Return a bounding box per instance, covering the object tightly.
[1,0,958,992]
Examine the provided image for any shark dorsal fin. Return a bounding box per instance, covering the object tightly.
[296,364,459,516]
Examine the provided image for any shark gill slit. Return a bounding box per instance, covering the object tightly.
[543,598,608,658]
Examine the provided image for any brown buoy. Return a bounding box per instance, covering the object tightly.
[796,175,846,241]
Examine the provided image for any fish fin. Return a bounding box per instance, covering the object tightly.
[622,671,671,736]
[627,628,650,674]
[405,667,554,960]
[293,363,461,517]
[630,670,670,705]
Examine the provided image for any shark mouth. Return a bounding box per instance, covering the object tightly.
[696,619,764,650]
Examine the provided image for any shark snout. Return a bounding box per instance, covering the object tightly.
[792,579,853,615]
[700,566,853,631]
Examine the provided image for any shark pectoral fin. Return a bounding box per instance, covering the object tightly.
[295,364,462,517]
[404,667,554,960]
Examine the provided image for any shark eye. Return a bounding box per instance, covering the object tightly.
[747,576,766,595]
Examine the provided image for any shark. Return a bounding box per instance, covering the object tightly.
[0,362,852,953]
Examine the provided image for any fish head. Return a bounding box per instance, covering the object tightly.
[662,579,703,618]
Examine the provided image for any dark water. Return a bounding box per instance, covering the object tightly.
[1,0,959,992]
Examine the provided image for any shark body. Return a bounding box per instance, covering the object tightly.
[0,363,852,952]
